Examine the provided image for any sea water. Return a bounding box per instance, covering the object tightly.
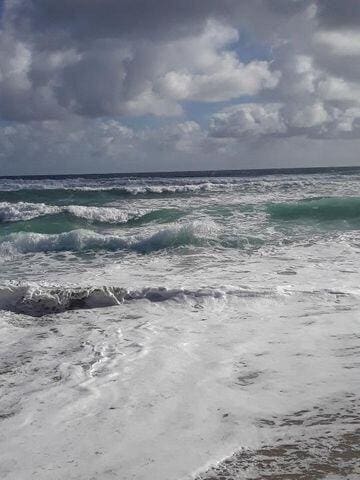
[0,168,359,479]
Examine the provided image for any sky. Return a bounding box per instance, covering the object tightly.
[1,0,360,175]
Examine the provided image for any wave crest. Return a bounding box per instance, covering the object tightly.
[0,221,218,256]
[0,283,268,317]
[0,202,186,231]
[0,202,59,222]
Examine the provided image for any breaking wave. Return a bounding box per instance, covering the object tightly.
[0,283,272,317]
[0,202,59,222]
[0,202,137,223]
[0,221,218,256]
[268,197,360,221]
[0,282,352,317]
[0,202,185,230]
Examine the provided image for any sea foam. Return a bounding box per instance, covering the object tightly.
[0,202,141,223]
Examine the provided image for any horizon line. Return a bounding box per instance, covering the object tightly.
[1,165,360,180]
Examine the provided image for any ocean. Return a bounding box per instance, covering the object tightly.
[0,168,359,479]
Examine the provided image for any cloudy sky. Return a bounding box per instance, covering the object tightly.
[1,0,360,175]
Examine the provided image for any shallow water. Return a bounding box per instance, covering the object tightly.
[0,169,359,479]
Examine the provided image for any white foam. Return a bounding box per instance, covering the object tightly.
[1,279,355,317]
[64,205,138,223]
[71,183,217,194]
[0,202,60,222]
[0,202,143,224]
[0,181,219,194]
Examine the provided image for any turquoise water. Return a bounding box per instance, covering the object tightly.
[1,169,360,256]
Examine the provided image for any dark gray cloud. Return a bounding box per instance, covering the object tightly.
[0,0,360,173]
[0,0,317,122]
[9,0,309,43]
[10,0,233,42]
[316,0,360,29]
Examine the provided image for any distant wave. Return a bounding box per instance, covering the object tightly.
[0,283,272,316]
[0,221,218,256]
[0,183,217,204]
[268,197,360,221]
[0,178,336,204]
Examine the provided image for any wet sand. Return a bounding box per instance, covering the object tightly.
[196,394,360,479]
